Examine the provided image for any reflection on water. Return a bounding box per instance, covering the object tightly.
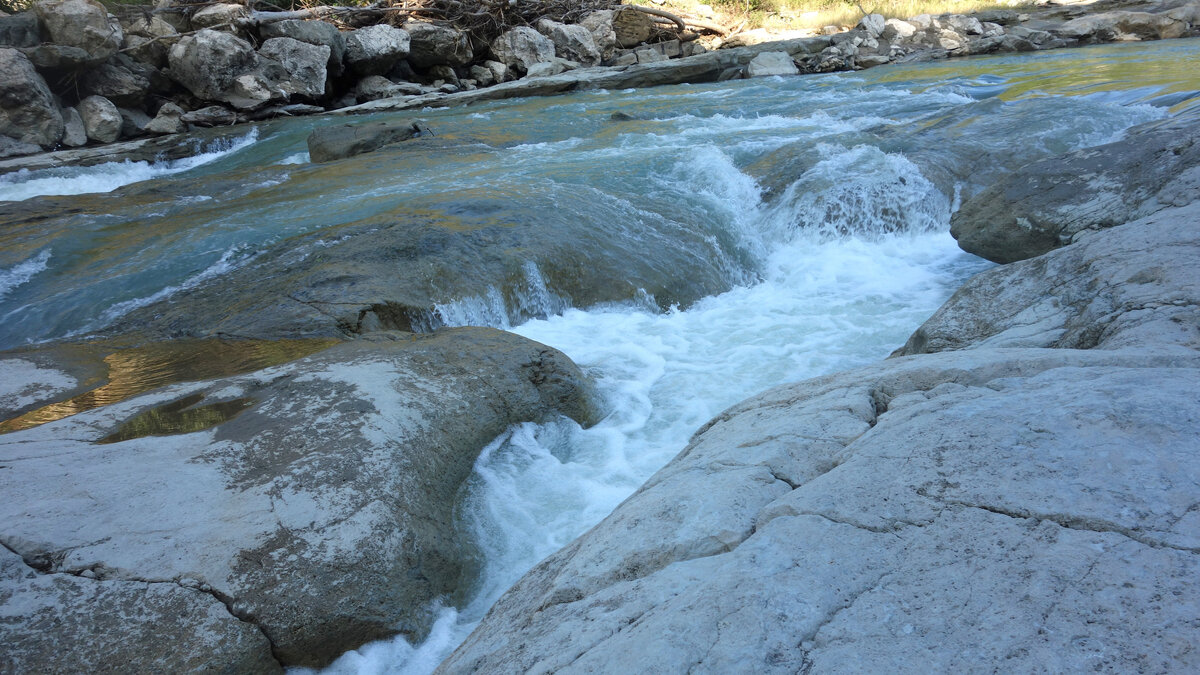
[98,392,257,443]
[0,337,338,434]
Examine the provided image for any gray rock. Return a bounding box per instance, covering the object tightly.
[439,213,1200,674]
[259,37,330,99]
[404,21,472,67]
[33,0,122,64]
[634,47,667,64]
[168,29,258,102]
[180,104,238,126]
[1,547,279,673]
[0,11,40,48]
[483,59,508,84]
[143,102,185,135]
[469,63,495,87]
[536,18,601,67]
[944,14,984,35]
[903,203,1200,355]
[952,117,1200,263]
[306,119,427,162]
[580,9,618,60]
[973,9,1019,25]
[77,95,121,143]
[1055,10,1187,42]
[344,24,409,76]
[223,70,286,110]
[857,13,886,38]
[525,58,570,78]
[83,59,151,107]
[61,106,87,146]
[19,43,92,70]
[353,74,419,102]
[490,26,555,75]
[745,50,798,77]
[118,106,151,137]
[120,34,167,69]
[881,18,916,40]
[0,48,64,148]
[189,2,247,34]
[0,135,40,158]
[0,328,597,669]
[259,18,345,75]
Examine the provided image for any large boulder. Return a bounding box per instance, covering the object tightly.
[536,19,601,67]
[490,26,555,75]
[404,21,473,68]
[33,0,122,63]
[259,18,345,75]
[189,2,247,33]
[82,57,152,107]
[259,37,330,100]
[580,10,618,60]
[0,328,597,669]
[438,209,1200,675]
[746,51,799,77]
[0,48,64,148]
[951,117,1200,263]
[306,119,426,162]
[344,24,409,76]
[168,28,258,102]
[1056,10,1188,42]
[612,6,653,48]
[76,94,121,143]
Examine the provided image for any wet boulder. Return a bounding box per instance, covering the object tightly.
[33,0,122,64]
[490,26,555,75]
[307,119,427,162]
[0,48,64,149]
[344,24,409,76]
[0,328,597,669]
[952,117,1200,263]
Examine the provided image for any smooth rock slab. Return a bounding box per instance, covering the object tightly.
[440,345,1200,674]
[0,328,596,669]
[306,119,427,162]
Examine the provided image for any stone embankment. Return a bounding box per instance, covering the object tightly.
[434,118,1200,672]
[2,0,1199,168]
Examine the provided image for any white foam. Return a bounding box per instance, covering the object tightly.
[0,249,50,301]
[0,129,259,202]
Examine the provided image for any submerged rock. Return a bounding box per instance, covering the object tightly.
[306,119,427,162]
[0,328,597,669]
[437,202,1200,675]
[952,117,1200,263]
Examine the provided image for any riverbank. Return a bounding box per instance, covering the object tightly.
[1,0,1198,176]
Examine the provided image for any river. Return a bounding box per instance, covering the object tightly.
[2,37,1198,674]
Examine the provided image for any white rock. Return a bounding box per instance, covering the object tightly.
[489,26,555,75]
[746,51,799,77]
[536,18,601,67]
[77,95,121,143]
[344,24,410,76]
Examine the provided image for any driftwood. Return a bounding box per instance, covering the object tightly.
[620,4,730,36]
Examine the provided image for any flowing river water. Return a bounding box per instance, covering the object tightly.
[2,38,1199,673]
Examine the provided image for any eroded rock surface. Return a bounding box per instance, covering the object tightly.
[951,117,1200,263]
[0,328,597,669]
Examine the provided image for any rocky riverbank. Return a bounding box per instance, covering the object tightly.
[436,117,1200,674]
[2,0,1199,170]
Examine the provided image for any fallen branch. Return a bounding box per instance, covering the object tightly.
[620,4,730,36]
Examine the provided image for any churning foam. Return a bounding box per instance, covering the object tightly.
[0,129,259,202]
[0,250,51,301]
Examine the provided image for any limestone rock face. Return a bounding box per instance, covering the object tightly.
[438,212,1200,674]
[0,328,597,669]
[0,48,64,148]
[490,26,555,75]
[33,0,122,63]
[536,19,601,67]
[404,21,473,67]
[259,37,330,99]
[168,29,258,101]
[951,117,1200,263]
[344,24,410,76]
[77,94,121,143]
